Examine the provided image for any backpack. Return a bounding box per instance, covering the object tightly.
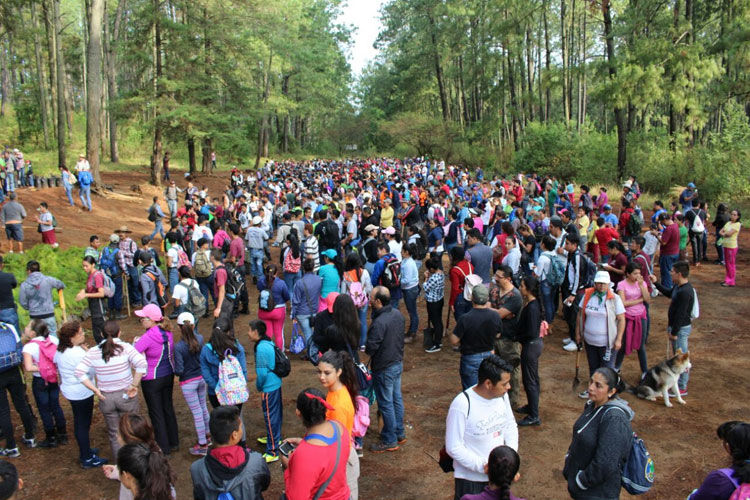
[379,255,401,289]
[100,246,121,276]
[31,338,58,384]
[220,238,231,254]
[690,209,705,233]
[352,395,371,438]
[344,270,369,309]
[78,170,93,187]
[542,251,566,288]
[321,220,339,248]
[180,280,207,318]
[0,323,22,373]
[176,247,191,269]
[621,432,655,495]
[722,468,749,500]
[271,343,291,378]
[414,236,428,260]
[690,289,699,320]
[145,270,168,307]
[215,348,249,406]
[580,252,597,289]
[194,251,212,278]
[147,205,157,222]
[98,271,116,298]
[626,211,643,237]
[258,288,276,312]
[224,264,245,298]
[283,249,301,274]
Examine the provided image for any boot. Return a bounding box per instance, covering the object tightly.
[38,430,57,449]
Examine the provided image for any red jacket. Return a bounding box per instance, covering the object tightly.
[449,260,474,307]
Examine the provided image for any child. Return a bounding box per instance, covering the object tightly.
[190,405,270,500]
[0,460,23,500]
[174,313,210,456]
[247,319,282,463]
[643,223,660,265]
[460,445,526,500]
[36,202,58,248]
[422,256,445,353]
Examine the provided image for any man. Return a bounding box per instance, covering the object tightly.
[549,219,567,256]
[18,261,65,338]
[314,209,340,257]
[245,216,266,285]
[148,196,167,241]
[655,212,680,288]
[445,355,518,500]
[84,235,101,262]
[0,257,20,334]
[162,151,171,182]
[602,205,618,227]
[0,320,37,457]
[489,266,523,409]
[618,199,636,245]
[227,223,249,315]
[679,182,698,212]
[211,249,235,322]
[164,180,182,218]
[1,193,26,254]
[138,253,167,308]
[451,286,502,390]
[164,233,184,295]
[684,199,706,266]
[116,226,142,307]
[342,209,358,253]
[561,235,589,353]
[370,243,402,308]
[559,210,579,239]
[100,234,124,318]
[651,200,667,223]
[0,460,23,499]
[274,212,293,248]
[651,261,694,396]
[191,405,270,500]
[465,228,492,285]
[365,286,406,453]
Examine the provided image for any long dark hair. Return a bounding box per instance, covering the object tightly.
[264,264,278,289]
[726,423,750,483]
[117,443,175,500]
[101,320,124,363]
[332,294,360,350]
[209,320,238,361]
[118,413,160,453]
[319,350,360,411]
[287,231,301,259]
[343,252,363,280]
[487,445,520,500]
[57,320,80,353]
[180,321,201,355]
[296,387,328,428]
[520,275,543,318]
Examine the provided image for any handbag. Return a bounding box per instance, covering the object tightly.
[289,323,305,354]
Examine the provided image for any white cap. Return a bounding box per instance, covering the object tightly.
[252,215,262,225]
[594,271,611,284]
[176,312,195,326]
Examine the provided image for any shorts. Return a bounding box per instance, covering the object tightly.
[5,224,23,241]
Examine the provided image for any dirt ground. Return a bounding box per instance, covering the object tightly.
[6,169,749,500]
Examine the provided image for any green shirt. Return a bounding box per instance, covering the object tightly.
[679,225,688,250]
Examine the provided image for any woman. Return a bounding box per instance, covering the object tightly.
[75,321,147,458]
[491,222,515,270]
[55,320,108,468]
[117,442,176,500]
[502,237,522,282]
[173,312,210,456]
[59,165,76,207]
[515,276,543,427]
[602,241,627,287]
[304,224,320,273]
[317,351,361,500]
[449,246,474,323]
[712,204,731,265]
[133,304,179,456]
[281,388,351,500]
[400,244,420,342]
[319,249,343,299]
[291,258,323,354]
[313,294,360,361]
[361,224,380,276]
[282,232,303,293]
[36,202,58,247]
[340,253,372,351]
[563,367,634,500]
[257,264,291,350]
[76,256,107,344]
[384,227,403,262]
[200,319,248,411]
[518,225,537,274]
[687,421,750,500]
[426,219,444,268]
[719,209,741,287]
[614,263,649,378]
[461,445,525,500]
[22,320,65,448]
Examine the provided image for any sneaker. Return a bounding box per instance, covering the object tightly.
[189,444,209,456]
[38,437,57,449]
[81,455,108,469]
[0,448,19,458]
[563,342,579,352]
[578,390,589,400]
[262,452,279,463]
[356,447,364,458]
[403,335,414,344]
[424,345,441,353]
[679,389,688,397]
[562,338,574,345]
[359,345,366,352]
[517,416,541,427]
[514,405,530,414]
[369,442,399,453]
[397,435,407,444]
[257,436,268,445]
[22,437,37,449]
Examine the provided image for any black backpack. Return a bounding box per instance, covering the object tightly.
[414,236,428,260]
[272,344,291,377]
[580,251,597,288]
[321,220,339,249]
[224,264,245,297]
[380,255,401,289]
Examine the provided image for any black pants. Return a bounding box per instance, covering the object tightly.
[690,230,703,264]
[425,299,444,348]
[454,478,487,500]
[521,339,543,419]
[0,368,35,449]
[141,375,179,454]
[70,396,94,461]
[563,291,581,341]
[89,297,107,344]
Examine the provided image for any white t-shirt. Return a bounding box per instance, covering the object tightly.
[166,247,180,268]
[388,240,403,262]
[579,293,625,347]
[445,388,519,482]
[172,278,200,305]
[534,252,552,280]
[192,225,213,243]
[643,232,659,257]
[22,336,60,378]
[54,346,94,400]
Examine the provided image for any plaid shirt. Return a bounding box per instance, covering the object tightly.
[422,271,445,302]
[118,237,137,269]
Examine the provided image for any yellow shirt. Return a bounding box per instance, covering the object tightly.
[326,386,355,438]
[722,221,741,249]
[577,215,590,244]
[380,206,394,228]
[588,219,599,245]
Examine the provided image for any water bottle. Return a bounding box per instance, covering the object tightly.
[603,346,612,362]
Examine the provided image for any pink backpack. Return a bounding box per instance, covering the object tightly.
[177,247,191,269]
[31,338,58,384]
[352,395,370,438]
[730,484,750,500]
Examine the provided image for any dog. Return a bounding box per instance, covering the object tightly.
[627,349,691,407]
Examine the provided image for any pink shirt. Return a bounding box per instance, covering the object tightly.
[618,279,646,317]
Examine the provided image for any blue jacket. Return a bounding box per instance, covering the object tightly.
[254,340,281,393]
[291,273,322,318]
[199,341,247,395]
[371,254,402,300]
[257,276,290,306]
[174,333,204,383]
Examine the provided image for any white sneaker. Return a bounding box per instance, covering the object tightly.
[562,338,574,345]
[578,390,589,399]
[563,342,578,352]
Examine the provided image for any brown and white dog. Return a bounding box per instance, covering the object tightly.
[628,350,691,407]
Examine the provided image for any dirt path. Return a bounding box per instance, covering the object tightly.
[6,171,749,499]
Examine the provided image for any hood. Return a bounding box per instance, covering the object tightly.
[605,397,635,421]
[25,272,46,287]
[205,446,250,488]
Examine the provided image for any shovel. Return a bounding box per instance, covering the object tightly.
[58,289,67,323]
[572,344,582,391]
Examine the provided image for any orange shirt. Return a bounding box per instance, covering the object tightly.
[326,386,354,439]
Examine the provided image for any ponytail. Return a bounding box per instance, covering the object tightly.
[180,322,200,355]
[487,445,520,500]
[117,443,175,500]
[27,319,49,340]
[102,320,124,363]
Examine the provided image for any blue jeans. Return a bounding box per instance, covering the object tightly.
[540,280,557,323]
[373,362,405,445]
[79,185,92,210]
[261,388,283,455]
[196,275,216,307]
[150,220,165,240]
[453,295,472,324]
[168,267,179,294]
[283,271,301,294]
[108,274,123,313]
[0,308,20,337]
[670,325,691,390]
[459,351,492,390]
[357,305,368,347]
[127,266,142,304]
[40,316,58,338]
[167,199,177,218]
[249,248,264,278]
[63,185,75,206]
[402,286,419,334]
[296,314,314,346]
[31,377,66,433]
[659,253,679,288]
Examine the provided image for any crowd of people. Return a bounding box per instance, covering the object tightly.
[0,156,745,500]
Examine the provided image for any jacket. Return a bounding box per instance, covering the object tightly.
[563,250,587,297]
[254,339,281,393]
[563,398,634,500]
[291,273,323,318]
[139,265,167,306]
[190,446,270,500]
[653,281,694,331]
[200,341,247,395]
[19,272,65,318]
[174,334,204,383]
[579,288,620,349]
[365,305,405,372]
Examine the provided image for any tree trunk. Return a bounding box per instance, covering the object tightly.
[0,41,9,117]
[187,137,196,175]
[255,51,273,169]
[427,11,449,122]
[43,0,57,138]
[560,0,570,125]
[86,0,104,187]
[53,0,67,167]
[543,0,551,122]
[202,138,212,174]
[105,0,127,163]
[149,0,162,186]
[602,0,626,181]
[31,4,50,148]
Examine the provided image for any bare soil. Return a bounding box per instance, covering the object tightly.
[7,170,749,499]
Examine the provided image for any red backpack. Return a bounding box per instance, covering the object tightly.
[283,249,301,274]
[31,338,58,384]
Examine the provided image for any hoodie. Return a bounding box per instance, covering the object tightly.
[190,445,270,500]
[563,398,634,500]
[19,272,65,318]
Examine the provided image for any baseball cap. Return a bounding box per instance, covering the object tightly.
[252,216,262,225]
[134,303,163,322]
[109,234,120,243]
[603,204,612,210]
[594,271,611,284]
[382,227,396,235]
[364,224,378,233]
[177,312,195,326]
[687,182,696,189]
[321,249,338,260]
[471,285,489,305]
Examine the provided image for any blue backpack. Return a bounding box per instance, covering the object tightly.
[100,246,121,276]
[78,170,93,187]
[0,323,22,372]
[605,406,654,495]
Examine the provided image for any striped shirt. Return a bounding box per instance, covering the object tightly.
[305,235,320,273]
[75,339,147,393]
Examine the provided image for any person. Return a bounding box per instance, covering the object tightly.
[18,260,65,338]
[400,243,420,343]
[21,320,65,449]
[0,318,36,458]
[317,350,361,499]
[100,234,125,319]
[192,238,215,309]
[227,223,249,314]
[718,209,741,287]
[75,320,146,459]
[172,265,202,319]
[651,260,695,396]
[655,212,680,288]
[445,355,518,500]
[422,256,445,353]
[460,445,526,500]
[489,265,523,409]
[340,253,373,351]
[76,256,108,343]
[451,286,503,391]
[313,294,360,359]
[614,263,649,378]
[55,320,108,468]
[60,165,76,206]
[116,226,142,308]
[257,264,291,350]
[210,249,234,322]
[0,257,20,335]
[466,228,493,284]
[502,236,522,280]
[133,304,179,455]
[371,243,402,308]
[247,319,283,463]
[534,235,559,324]
[291,258,323,354]
[601,240,627,288]
[147,197,167,241]
[1,193,26,254]
[138,253,167,308]
[163,233,182,294]
[712,203,731,265]
[0,459,23,499]
[35,202,58,247]
[190,405,271,500]
[365,286,406,453]
[561,235,589,353]
[282,231,303,293]
[280,388,350,500]
[246,216,267,283]
[594,218,619,265]
[687,421,750,500]
[680,182,698,212]
[515,276,543,426]
[117,442,175,500]
[304,223,321,274]
[84,234,101,262]
[563,367,634,500]
[575,271,626,399]
[319,249,342,298]
[173,312,210,456]
[449,246,475,324]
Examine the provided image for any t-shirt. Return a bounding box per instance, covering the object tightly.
[39,212,54,232]
[721,221,741,249]
[577,215,590,244]
[173,278,200,306]
[454,308,502,355]
[608,252,628,285]
[326,386,355,443]
[679,225,689,250]
[380,206,394,228]
[0,271,18,310]
[489,287,523,341]
[85,272,105,293]
[579,293,625,347]
[229,237,245,265]
[618,279,647,317]
[660,223,680,255]
[213,266,228,299]
[166,246,180,268]
[54,346,93,401]
[22,335,60,378]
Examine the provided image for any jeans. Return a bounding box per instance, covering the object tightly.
[539,281,557,323]
[31,376,66,434]
[715,231,725,262]
[150,220,165,240]
[79,185,92,211]
[659,253,679,288]
[127,265,142,304]
[373,362,405,445]
[107,274,123,313]
[141,375,179,454]
[64,185,75,206]
[168,267,179,294]
[167,199,177,217]
[296,314,314,347]
[402,286,419,335]
[459,351,492,390]
[357,306,368,347]
[0,368,35,449]
[494,339,521,408]
[583,342,617,377]
[283,271,301,294]
[689,231,703,264]
[196,275,216,307]
[670,325,691,390]
[69,396,94,461]
[249,248,265,278]
[0,308,20,337]
[521,339,543,419]
[453,295,472,324]
[454,478,488,500]
[260,388,283,454]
